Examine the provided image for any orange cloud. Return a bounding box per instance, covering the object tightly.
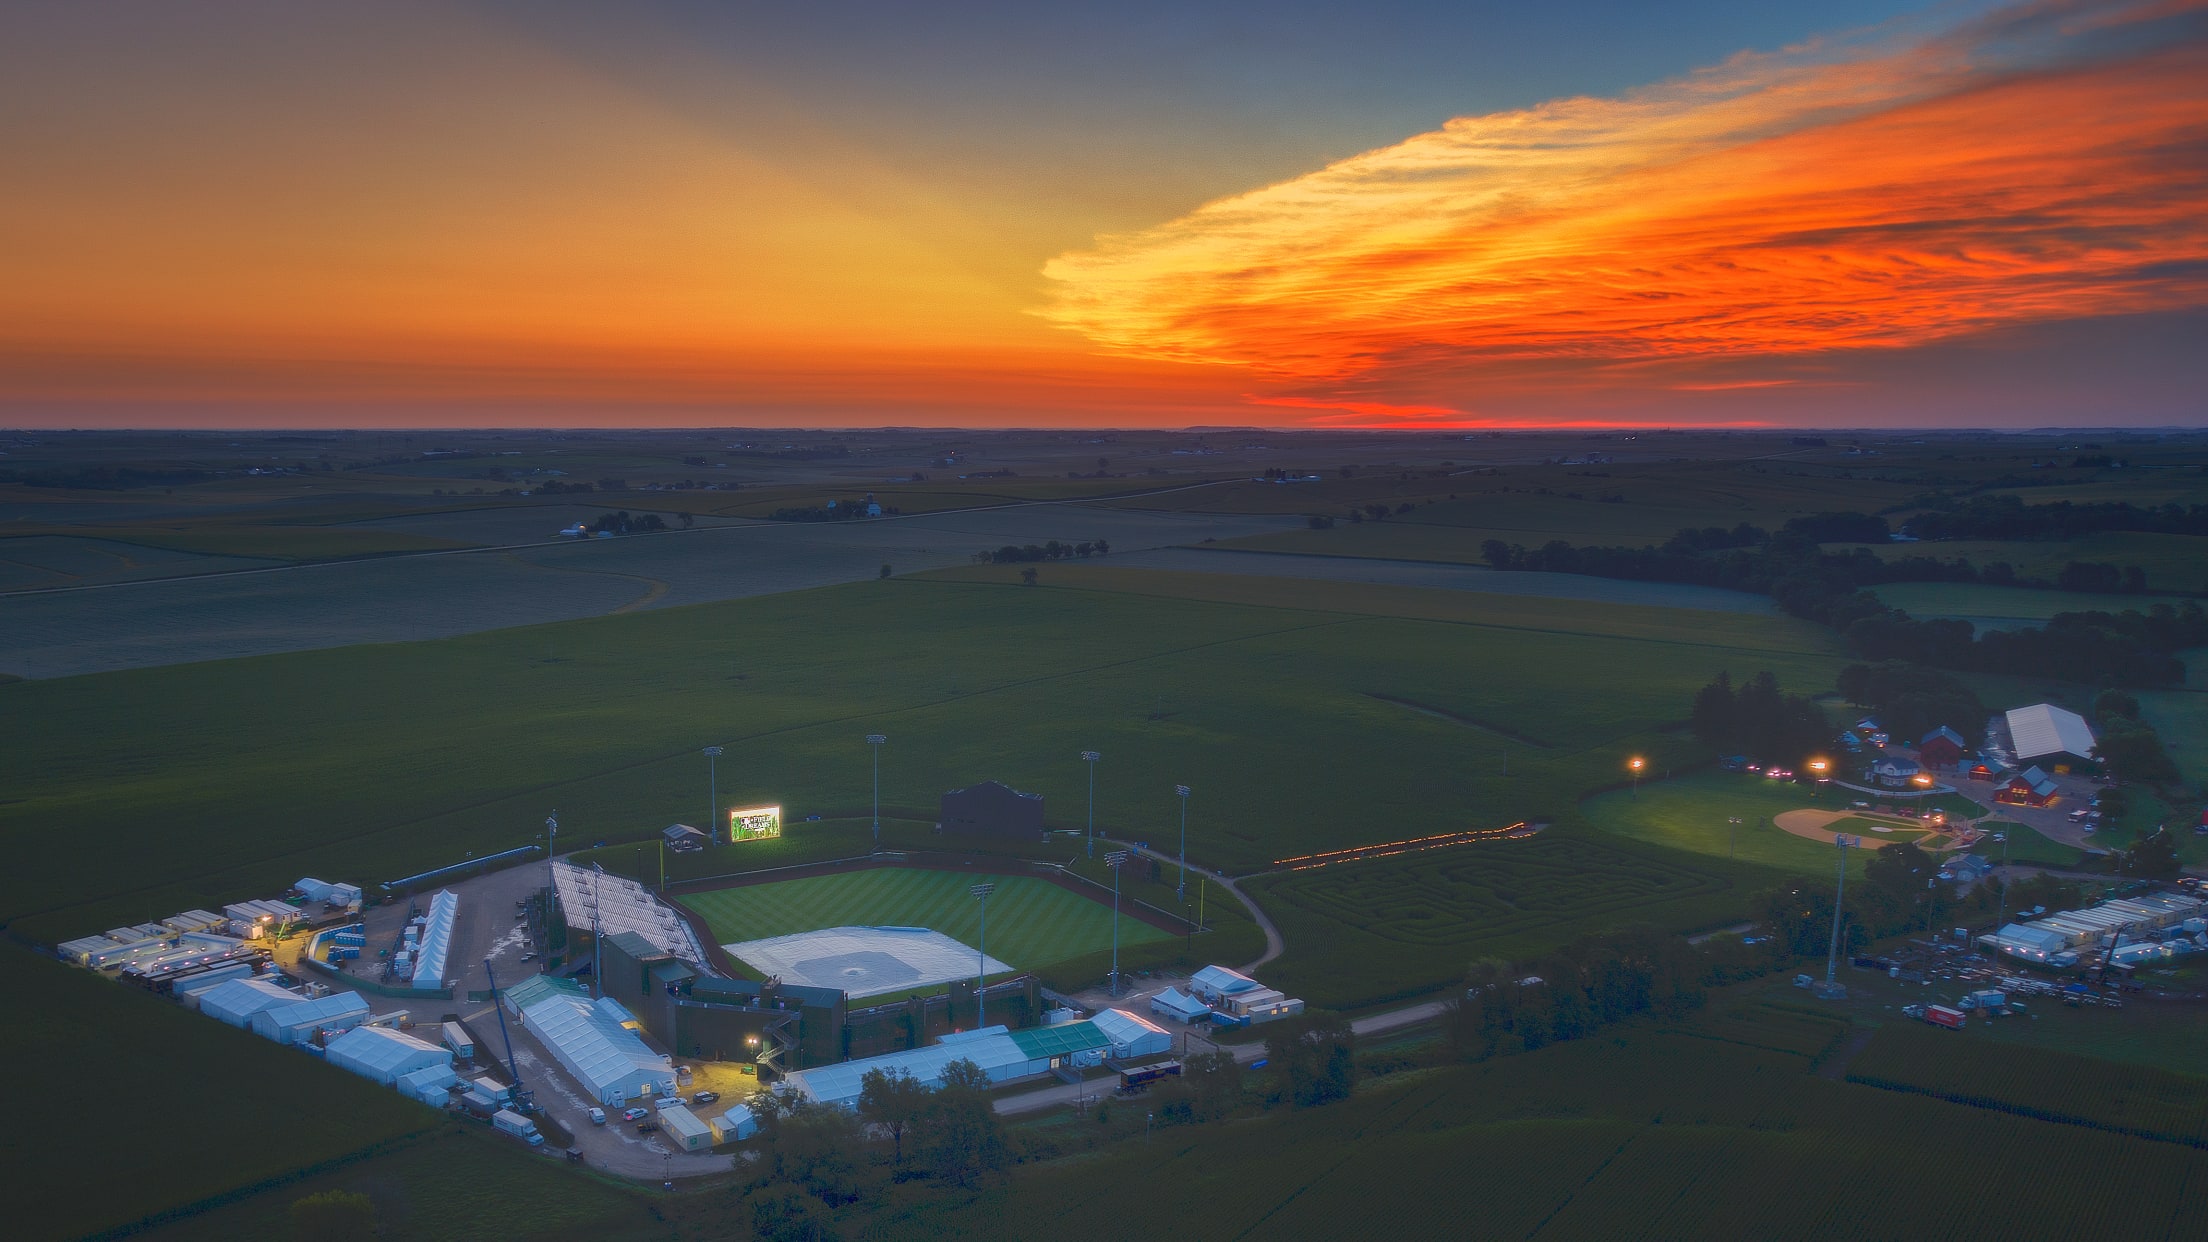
[1041,0,2208,393]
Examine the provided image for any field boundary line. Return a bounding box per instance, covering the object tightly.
[1843,1072,2208,1149]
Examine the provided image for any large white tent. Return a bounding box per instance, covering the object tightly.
[1092,1007,1173,1058]
[408,890,459,988]
[519,993,675,1105]
[785,1025,1069,1110]
[251,991,369,1045]
[326,1025,452,1086]
[197,977,300,1027]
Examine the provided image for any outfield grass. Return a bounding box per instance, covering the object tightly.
[676,869,1172,970]
[1582,769,1876,875]
[1981,820,2089,868]
[0,568,1845,945]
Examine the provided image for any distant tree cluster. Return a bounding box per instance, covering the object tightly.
[1446,929,1707,1060]
[1836,662,1987,742]
[588,511,666,535]
[1689,672,1831,765]
[978,539,1108,564]
[1905,494,2208,542]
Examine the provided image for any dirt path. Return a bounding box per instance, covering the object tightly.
[1121,840,1282,973]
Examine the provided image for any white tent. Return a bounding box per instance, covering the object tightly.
[1092,1007,1173,1058]
[326,1025,452,1085]
[251,991,370,1045]
[785,1026,1034,1109]
[396,1062,463,1106]
[410,890,459,989]
[518,994,675,1105]
[198,977,300,1027]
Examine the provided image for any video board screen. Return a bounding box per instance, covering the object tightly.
[729,805,782,842]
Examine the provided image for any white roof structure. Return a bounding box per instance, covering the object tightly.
[251,991,370,1044]
[2006,703,2097,763]
[659,1103,715,1151]
[326,1025,452,1085]
[1092,1008,1172,1058]
[518,992,675,1105]
[1190,965,1260,1000]
[396,1062,463,1106]
[714,1104,759,1141]
[411,890,458,989]
[551,862,711,968]
[198,977,301,1027]
[1150,987,1213,1023]
[724,926,1010,998]
[785,1027,1035,1109]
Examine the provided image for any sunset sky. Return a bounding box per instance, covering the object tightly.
[2,0,2204,429]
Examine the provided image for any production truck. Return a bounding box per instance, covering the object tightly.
[492,1108,543,1146]
[1903,1004,1966,1030]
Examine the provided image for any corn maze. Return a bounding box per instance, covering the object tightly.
[1250,834,1735,1007]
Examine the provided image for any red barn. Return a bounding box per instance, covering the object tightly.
[1917,726,1967,771]
[1996,766,2060,808]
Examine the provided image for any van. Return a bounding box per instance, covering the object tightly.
[654,1096,685,1111]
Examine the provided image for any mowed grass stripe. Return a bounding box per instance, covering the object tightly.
[678,870,1169,970]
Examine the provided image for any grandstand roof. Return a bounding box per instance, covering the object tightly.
[551,862,711,969]
[2006,703,2096,763]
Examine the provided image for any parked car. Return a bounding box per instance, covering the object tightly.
[622,1107,649,1122]
[588,1107,606,1126]
[692,1091,720,1105]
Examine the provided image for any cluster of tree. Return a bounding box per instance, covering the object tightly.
[769,501,885,522]
[1836,662,1988,743]
[1150,1050,1245,1124]
[587,511,668,535]
[979,538,1109,563]
[532,478,595,494]
[1904,495,2208,542]
[2091,688,2182,784]
[1480,514,2200,687]
[2118,830,2184,880]
[734,1058,1013,1234]
[2055,562,2152,593]
[727,444,851,460]
[1261,1011,1358,1107]
[1445,928,1710,1060]
[1689,672,1832,765]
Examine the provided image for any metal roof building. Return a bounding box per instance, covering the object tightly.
[2006,703,2097,766]
[785,1026,1042,1109]
[713,1104,759,1141]
[326,1024,452,1085]
[1189,965,1261,1003]
[198,977,302,1027]
[500,972,587,1015]
[518,993,676,1105]
[251,991,370,1045]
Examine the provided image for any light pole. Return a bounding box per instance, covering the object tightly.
[1822,834,1856,996]
[970,883,995,1028]
[865,734,887,849]
[1175,784,1191,902]
[1081,751,1101,859]
[1106,850,1128,996]
[1629,756,1645,797]
[1728,817,1742,861]
[703,746,723,840]
[545,812,558,892]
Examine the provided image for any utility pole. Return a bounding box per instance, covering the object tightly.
[1106,850,1128,997]
[1081,751,1101,859]
[1175,784,1191,902]
[545,812,558,892]
[1728,816,1742,861]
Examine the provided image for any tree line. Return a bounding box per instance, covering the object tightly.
[1905,494,2208,543]
[976,539,1110,563]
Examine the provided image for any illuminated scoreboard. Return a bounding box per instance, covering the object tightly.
[729,805,782,843]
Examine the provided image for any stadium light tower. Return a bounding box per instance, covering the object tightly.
[544,811,558,892]
[970,883,995,1027]
[1081,751,1101,859]
[1727,816,1742,861]
[1821,834,1856,998]
[702,747,723,840]
[1106,850,1129,996]
[865,734,887,849]
[1175,785,1192,902]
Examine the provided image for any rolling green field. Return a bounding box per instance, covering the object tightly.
[1981,820,2090,868]
[1876,581,2196,627]
[677,869,1172,970]
[0,567,1846,948]
[869,1001,2208,1240]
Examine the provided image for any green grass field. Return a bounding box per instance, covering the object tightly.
[1582,769,1875,874]
[1981,820,2090,868]
[677,869,1172,971]
[0,567,1846,946]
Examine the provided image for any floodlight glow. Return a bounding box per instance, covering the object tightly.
[729,806,783,842]
[1629,757,1644,771]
